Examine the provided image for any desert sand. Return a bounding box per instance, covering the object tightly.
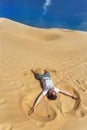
[0,18,87,130]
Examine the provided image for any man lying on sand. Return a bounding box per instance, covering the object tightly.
[28,70,79,115]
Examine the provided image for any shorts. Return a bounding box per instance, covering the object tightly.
[35,71,50,80]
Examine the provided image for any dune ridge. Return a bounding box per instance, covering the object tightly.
[0,18,61,41]
[0,18,87,130]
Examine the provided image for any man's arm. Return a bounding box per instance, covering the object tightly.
[28,91,44,115]
[59,90,79,100]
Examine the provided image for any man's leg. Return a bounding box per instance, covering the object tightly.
[31,70,43,80]
[43,70,51,78]
[35,73,43,80]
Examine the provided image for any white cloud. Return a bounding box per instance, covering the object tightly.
[43,0,52,15]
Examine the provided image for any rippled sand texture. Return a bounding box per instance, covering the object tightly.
[0,18,87,130]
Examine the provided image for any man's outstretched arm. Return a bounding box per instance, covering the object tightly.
[59,90,79,100]
[28,91,44,115]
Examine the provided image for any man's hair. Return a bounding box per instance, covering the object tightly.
[47,93,57,100]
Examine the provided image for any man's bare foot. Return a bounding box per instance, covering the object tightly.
[31,69,35,74]
[44,69,49,73]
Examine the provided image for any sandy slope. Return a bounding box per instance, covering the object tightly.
[0,18,87,130]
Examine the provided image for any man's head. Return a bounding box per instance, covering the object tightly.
[47,88,57,100]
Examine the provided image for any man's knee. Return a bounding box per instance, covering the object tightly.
[35,73,42,80]
[44,72,50,77]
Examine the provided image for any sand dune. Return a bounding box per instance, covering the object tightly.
[0,18,61,41]
[0,18,87,130]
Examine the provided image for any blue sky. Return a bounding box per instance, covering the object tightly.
[0,0,87,31]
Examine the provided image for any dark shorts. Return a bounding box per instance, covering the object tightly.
[35,71,50,80]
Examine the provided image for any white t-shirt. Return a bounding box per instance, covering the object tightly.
[41,77,60,96]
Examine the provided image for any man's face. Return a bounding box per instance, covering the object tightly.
[48,88,56,96]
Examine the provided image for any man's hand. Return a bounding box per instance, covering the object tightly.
[28,107,34,115]
[72,95,79,100]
